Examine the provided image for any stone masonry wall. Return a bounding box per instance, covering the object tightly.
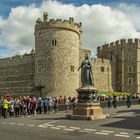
[92,58,112,91]
[0,54,35,96]
[35,14,81,97]
[97,38,140,93]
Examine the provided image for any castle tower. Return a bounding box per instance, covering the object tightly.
[34,12,82,97]
[97,39,140,93]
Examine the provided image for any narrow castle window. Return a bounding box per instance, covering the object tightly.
[128,78,133,85]
[55,40,57,46]
[128,53,132,60]
[101,66,104,72]
[52,40,57,46]
[71,65,74,72]
[128,66,133,72]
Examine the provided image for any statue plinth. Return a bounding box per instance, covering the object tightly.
[66,86,107,120]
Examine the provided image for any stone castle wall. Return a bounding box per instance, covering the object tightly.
[92,58,112,91]
[35,13,81,97]
[0,53,35,95]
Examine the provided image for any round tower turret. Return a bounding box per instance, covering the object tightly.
[34,12,82,97]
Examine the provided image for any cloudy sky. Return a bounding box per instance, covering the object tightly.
[0,0,140,57]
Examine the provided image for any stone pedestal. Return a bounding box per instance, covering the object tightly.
[66,86,107,120]
[67,102,106,120]
[77,86,99,103]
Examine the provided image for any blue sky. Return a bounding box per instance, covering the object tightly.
[0,0,140,57]
[0,0,41,18]
[0,0,140,18]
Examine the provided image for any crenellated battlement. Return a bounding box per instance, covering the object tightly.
[97,38,140,53]
[35,12,82,36]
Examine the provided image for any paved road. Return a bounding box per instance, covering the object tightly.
[0,105,140,140]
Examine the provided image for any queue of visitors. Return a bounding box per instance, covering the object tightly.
[0,93,140,119]
[0,95,78,119]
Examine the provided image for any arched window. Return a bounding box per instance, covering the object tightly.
[128,65,133,72]
[128,78,133,85]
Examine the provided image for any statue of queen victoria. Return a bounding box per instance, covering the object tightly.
[78,54,94,87]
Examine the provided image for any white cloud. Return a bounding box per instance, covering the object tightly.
[117,3,140,31]
[0,4,41,54]
[0,1,140,57]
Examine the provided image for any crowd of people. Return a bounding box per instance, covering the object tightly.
[107,93,140,108]
[0,93,140,119]
[100,93,140,101]
[0,95,78,119]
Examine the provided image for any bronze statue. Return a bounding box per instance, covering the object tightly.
[78,54,94,87]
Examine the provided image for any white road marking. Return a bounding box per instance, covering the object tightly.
[101,130,114,133]
[120,132,129,135]
[64,128,74,131]
[84,129,96,132]
[39,123,54,127]
[95,132,109,135]
[117,112,134,117]
[57,125,67,128]
[51,127,61,130]
[136,137,140,139]
[9,122,16,125]
[47,120,60,124]
[38,125,48,128]
[69,127,80,130]
[46,124,54,127]
[17,123,25,126]
[115,134,130,138]
[27,124,36,127]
